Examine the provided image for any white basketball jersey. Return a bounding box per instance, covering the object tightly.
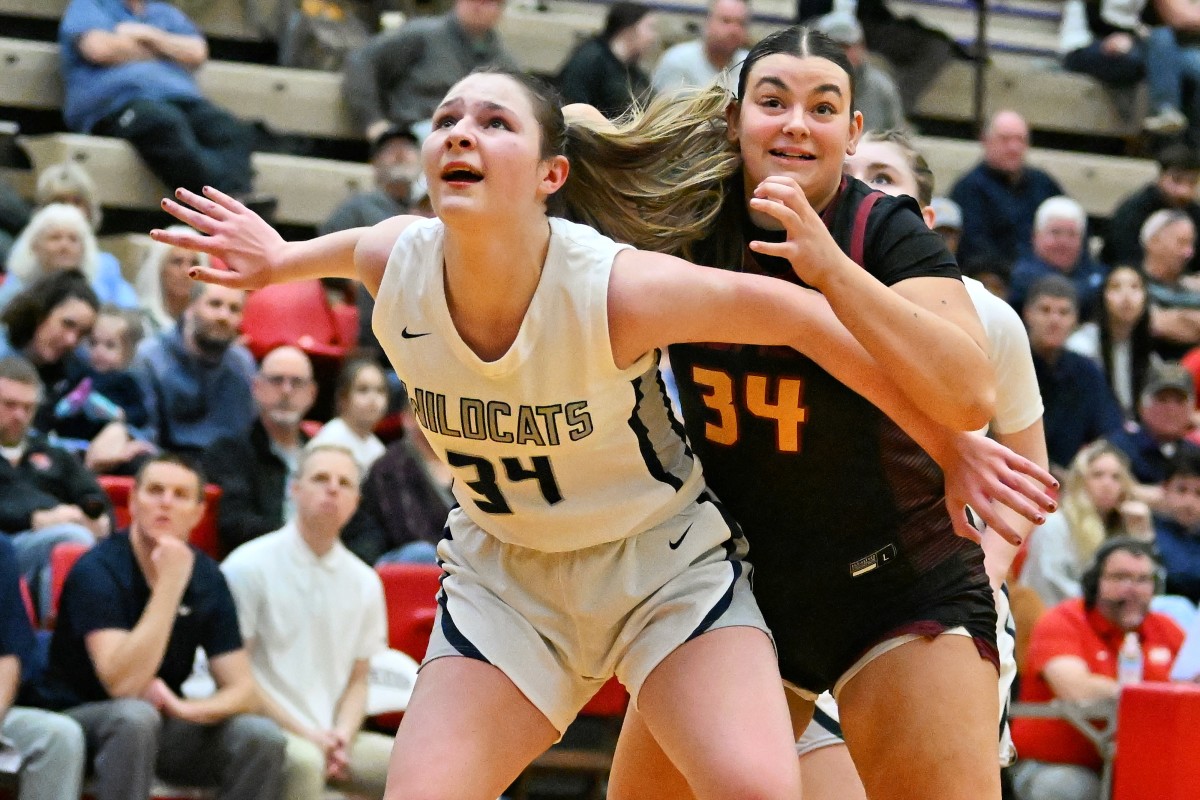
[373,217,702,552]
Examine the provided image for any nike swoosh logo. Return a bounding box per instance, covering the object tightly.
[401,327,431,339]
[668,524,693,550]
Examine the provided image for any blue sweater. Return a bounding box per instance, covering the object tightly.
[950,162,1065,271]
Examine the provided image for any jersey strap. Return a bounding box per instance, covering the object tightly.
[849,190,884,268]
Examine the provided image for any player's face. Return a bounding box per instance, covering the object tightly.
[342,364,388,432]
[132,462,205,543]
[1103,267,1146,327]
[731,54,863,219]
[1083,452,1125,514]
[425,74,563,223]
[843,140,920,202]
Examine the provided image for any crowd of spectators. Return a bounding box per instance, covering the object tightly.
[9,1,1200,799]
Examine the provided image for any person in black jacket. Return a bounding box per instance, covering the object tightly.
[557,1,658,119]
[202,345,315,555]
[0,354,109,619]
[1102,144,1200,273]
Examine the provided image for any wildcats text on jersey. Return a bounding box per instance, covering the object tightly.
[410,388,595,446]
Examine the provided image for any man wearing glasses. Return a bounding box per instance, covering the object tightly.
[203,346,316,555]
[1011,538,1185,800]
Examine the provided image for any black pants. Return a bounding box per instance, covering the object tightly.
[94,96,255,195]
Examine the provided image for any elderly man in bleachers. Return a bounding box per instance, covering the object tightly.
[342,0,518,148]
[58,0,258,199]
[1140,210,1200,359]
[1008,196,1108,318]
[652,0,749,93]
[950,110,1066,272]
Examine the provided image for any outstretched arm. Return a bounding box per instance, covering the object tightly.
[151,187,418,296]
[610,251,1055,543]
[750,177,996,431]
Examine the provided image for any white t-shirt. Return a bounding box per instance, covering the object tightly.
[1067,322,1137,415]
[221,523,387,731]
[651,39,747,94]
[309,417,386,475]
[966,277,1044,435]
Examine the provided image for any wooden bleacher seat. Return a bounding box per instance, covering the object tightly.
[913,135,1157,217]
[16,132,373,226]
[0,0,266,42]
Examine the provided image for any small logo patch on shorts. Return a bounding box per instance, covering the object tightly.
[849,544,897,577]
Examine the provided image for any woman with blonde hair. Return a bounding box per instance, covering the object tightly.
[134,225,209,333]
[1021,440,1152,607]
[33,161,138,309]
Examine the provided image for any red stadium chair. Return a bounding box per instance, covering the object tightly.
[97,475,223,560]
[373,563,443,730]
[1113,682,1200,800]
[240,281,359,362]
[48,542,90,626]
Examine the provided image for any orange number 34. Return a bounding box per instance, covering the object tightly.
[691,367,808,452]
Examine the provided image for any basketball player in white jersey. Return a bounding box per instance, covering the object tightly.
[152,70,1055,800]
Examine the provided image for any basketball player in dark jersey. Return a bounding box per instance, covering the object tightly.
[561,26,1038,800]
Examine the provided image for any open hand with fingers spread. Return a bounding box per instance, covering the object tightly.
[151,186,286,290]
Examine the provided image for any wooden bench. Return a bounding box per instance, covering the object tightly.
[913,134,1157,217]
[0,0,269,41]
[17,132,372,226]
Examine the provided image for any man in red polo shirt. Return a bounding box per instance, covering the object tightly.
[1012,537,1185,800]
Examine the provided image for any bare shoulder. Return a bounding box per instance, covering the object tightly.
[356,214,428,298]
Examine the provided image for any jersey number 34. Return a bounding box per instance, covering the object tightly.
[692,367,808,453]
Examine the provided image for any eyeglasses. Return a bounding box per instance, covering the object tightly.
[259,374,312,390]
[1100,572,1156,588]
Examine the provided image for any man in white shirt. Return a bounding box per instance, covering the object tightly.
[651,0,749,93]
[221,445,391,800]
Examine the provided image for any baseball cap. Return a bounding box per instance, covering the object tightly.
[1144,362,1195,399]
[929,196,963,230]
[813,11,863,46]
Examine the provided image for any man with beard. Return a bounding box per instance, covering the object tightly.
[203,346,316,554]
[1011,538,1184,800]
[132,283,254,456]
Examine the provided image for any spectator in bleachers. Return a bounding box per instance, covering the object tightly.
[950,110,1066,271]
[133,226,209,335]
[0,178,31,269]
[132,282,255,456]
[1011,537,1183,800]
[796,0,967,110]
[278,0,371,72]
[342,0,517,146]
[557,2,659,120]
[318,129,420,359]
[928,195,963,257]
[1067,265,1157,417]
[1152,447,1200,603]
[1140,209,1200,358]
[32,454,286,800]
[33,161,139,310]
[651,0,749,93]
[1009,196,1108,318]
[1149,0,1200,147]
[222,445,390,800]
[204,346,316,554]
[811,12,906,132]
[308,358,388,475]
[1102,144,1200,273]
[339,390,452,566]
[1105,362,1200,485]
[0,355,109,620]
[1058,0,1190,136]
[0,535,87,800]
[78,306,156,475]
[1026,275,1125,471]
[58,0,257,199]
[0,203,135,314]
